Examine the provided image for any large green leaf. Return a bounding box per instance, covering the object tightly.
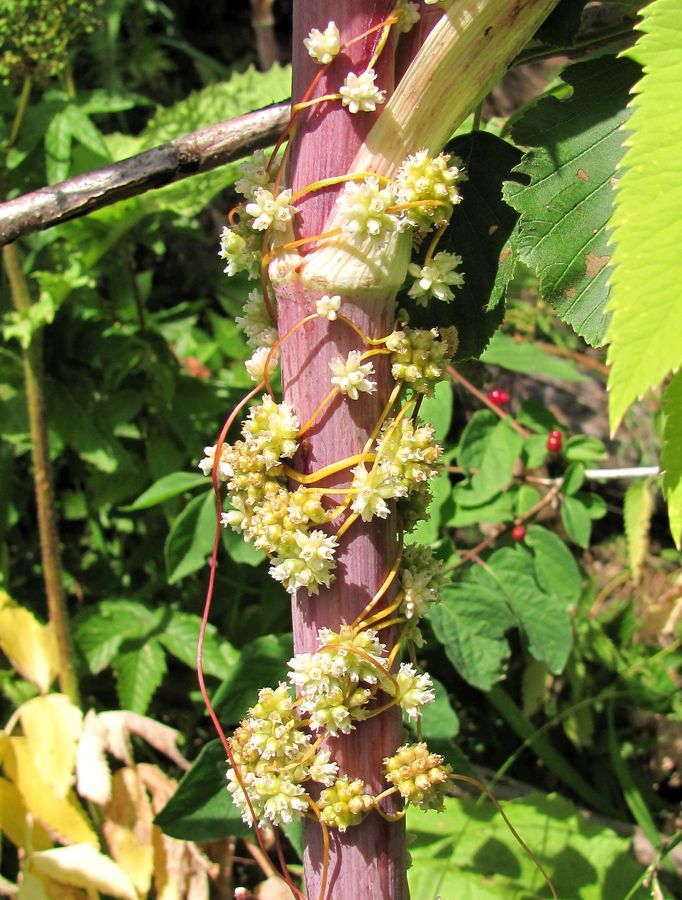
[661,371,682,548]
[122,471,207,511]
[407,791,648,899]
[455,419,523,507]
[158,610,239,680]
[480,546,573,674]
[606,0,682,428]
[73,600,164,674]
[164,490,217,584]
[480,331,586,382]
[155,739,250,841]
[429,583,515,690]
[504,57,640,346]
[402,131,522,359]
[114,638,167,715]
[525,524,582,606]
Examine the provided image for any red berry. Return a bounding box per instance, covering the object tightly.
[488,387,510,407]
[512,524,526,542]
[546,429,563,453]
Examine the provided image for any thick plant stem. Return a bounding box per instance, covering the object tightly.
[2,243,80,705]
[275,4,409,897]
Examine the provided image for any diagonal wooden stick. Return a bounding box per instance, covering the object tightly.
[0,101,289,246]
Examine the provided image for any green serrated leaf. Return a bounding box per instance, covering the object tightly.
[457,420,523,507]
[407,791,648,900]
[155,739,250,841]
[661,370,682,548]
[122,471,208,511]
[480,332,586,381]
[429,583,514,690]
[211,634,293,724]
[482,546,573,673]
[606,0,682,429]
[164,490,216,584]
[418,380,453,442]
[457,410,498,470]
[73,600,164,674]
[402,131,522,358]
[561,495,592,547]
[525,524,582,606]
[62,105,110,158]
[158,611,239,679]
[418,676,459,740]
[44,109,72,184]
[115,639,167,714]
[504,57,640,346]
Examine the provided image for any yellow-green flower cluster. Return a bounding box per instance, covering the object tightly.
[200,398,341,595]
[396,150,463,234]
[384,742,452,811]
[319,776,375,831]
[227,683,338,827]
[386,326,457,395]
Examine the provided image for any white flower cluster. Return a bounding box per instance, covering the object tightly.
[316,294,341,319]
[337,176,398,237]
[235,289,278,349]
[329,350,376,399]
[218,218,261,279]
[349,417,443,523]
[303,20,340,64]
[199,398,340,596]
[226,683,338,827]
[394,0,421,33]
[289,625,434,734]
[384,742,452,812]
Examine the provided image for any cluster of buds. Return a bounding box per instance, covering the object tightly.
[399,544,447,645]
[384,743,452,811]
[387,325,457,395]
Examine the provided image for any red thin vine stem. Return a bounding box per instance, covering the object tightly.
[197,380,305,900]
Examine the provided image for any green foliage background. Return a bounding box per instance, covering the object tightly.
[0,0,680,896]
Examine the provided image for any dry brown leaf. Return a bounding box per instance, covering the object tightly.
[100,711,188,769]
[0,735,97,846]
[137,764,210,900]
[103,767,154,896]
[18,694,82,799]
[0,592,58,694]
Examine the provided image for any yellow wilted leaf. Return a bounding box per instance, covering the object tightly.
[103,767,154,896]
[0,775,52,852]
[17,871,85,900]
[76,709,112,805]
[19,694,83,799]
[0,736,97,846]
[0,591,58,693]
[28,844,138,900]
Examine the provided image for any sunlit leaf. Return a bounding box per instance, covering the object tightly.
[624,480,654,580]
[103,768,155,896]
[18,694,83,799]
[29,844,138,900]
[606,0,682,428]
[661,371,682,548]
[0,591,58,693]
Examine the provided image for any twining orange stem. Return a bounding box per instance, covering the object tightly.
[351,540,403,630]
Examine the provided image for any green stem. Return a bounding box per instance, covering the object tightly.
[2,243,80,706]
[8,77,32,149]
[487,684,617,816]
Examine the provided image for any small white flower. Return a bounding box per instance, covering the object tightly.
[235,289,278,349]
[394,664,435,719]
[198,444,232,480]
[329,350,376,400]
[245,187,297,232]
[245,345,279,382]
[395,0,421,32]
[339,69,386,114]
[271,529,338,595]
[350,464,402,522]
[316,294,341,320]
[235,149,272,199]
[303,21,340,64]
[218,225,260,279]
[407,251,464,304]
[308,749,339,786]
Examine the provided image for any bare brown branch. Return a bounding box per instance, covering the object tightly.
[0,102,290,246]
